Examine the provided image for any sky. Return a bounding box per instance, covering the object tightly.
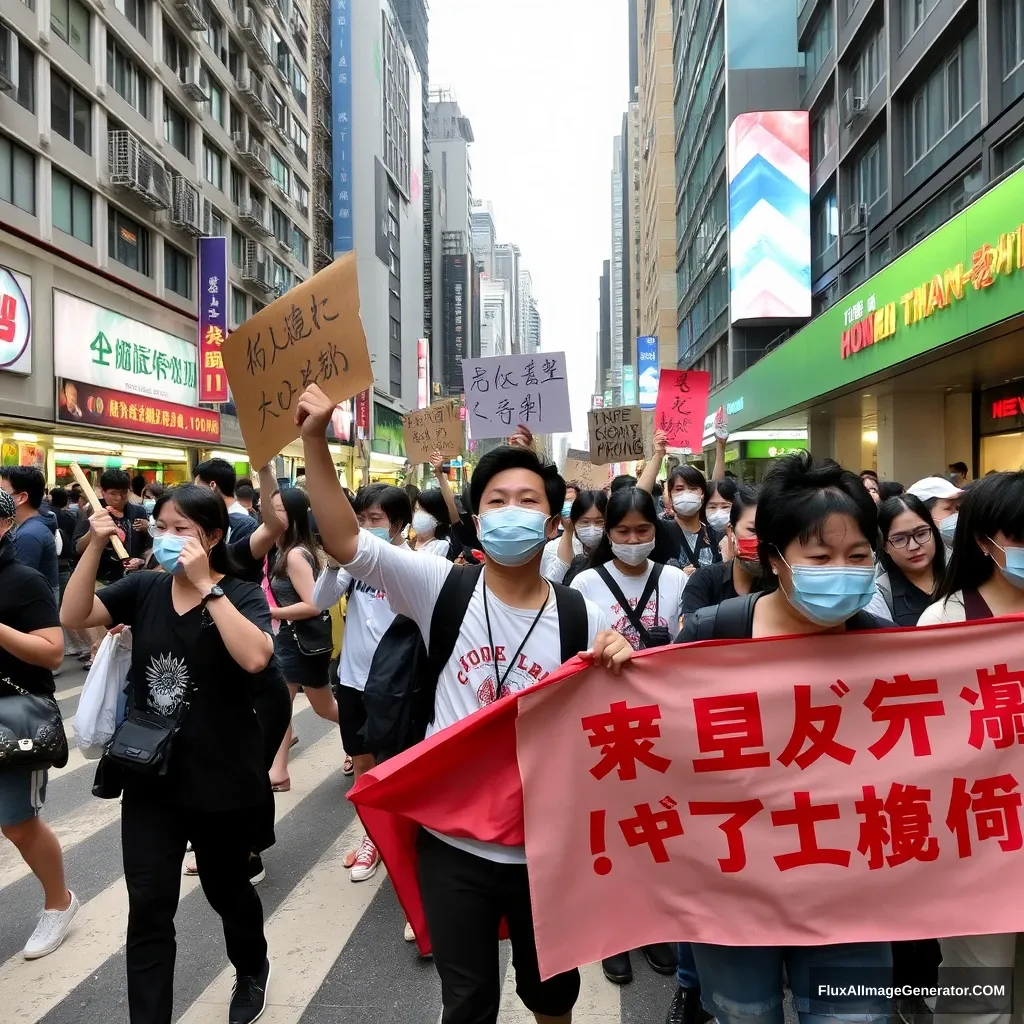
[428,0,630,451]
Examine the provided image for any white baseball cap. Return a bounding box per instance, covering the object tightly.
[907,477,963,502]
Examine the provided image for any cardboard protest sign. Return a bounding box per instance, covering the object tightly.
[463,353,571,440]
[654,369,711,451]
[588,405,645,465]
[562,449,610,491]
[403,398,462,465]
[349,615,1024,971]
[222,252,374,467]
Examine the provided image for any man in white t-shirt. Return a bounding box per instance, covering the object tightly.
[296,383,633,1024]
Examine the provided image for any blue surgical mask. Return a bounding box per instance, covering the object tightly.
[151,534,186,575]
[939,513,958,546]
[477,506,550,566]
[782,558,877,626]
[143,498,156,513]
[989,538,1024,590]
[367,526,393,543]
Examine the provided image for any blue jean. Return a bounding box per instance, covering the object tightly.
[677,942,700,987]
[691,942,892,1024]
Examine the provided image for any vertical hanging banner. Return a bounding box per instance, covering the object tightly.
[637,336,659,410]
[331,0,353,254]
[654,369,712,451]
[198,237,228,403]
[355,388,370,439]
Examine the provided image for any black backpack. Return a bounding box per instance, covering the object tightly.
[360,564,590,760]
[687,592,880,640]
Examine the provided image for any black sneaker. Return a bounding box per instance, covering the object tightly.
[602,951,633,984]
[229,958,271,1024]
[666,986,712,1024]
[248,854,265,885]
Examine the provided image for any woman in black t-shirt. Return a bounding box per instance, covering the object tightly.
[61,485,275,1024]
[875,495,944,626]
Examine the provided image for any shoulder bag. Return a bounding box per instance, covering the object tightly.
[104,673,194,776]
[595,564,671,648]
[0,677,69,771]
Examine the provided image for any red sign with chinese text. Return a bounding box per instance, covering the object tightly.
[355,388,370,437]
[653,369,710,450]
[200,324,228,403]
[56,378,221,443]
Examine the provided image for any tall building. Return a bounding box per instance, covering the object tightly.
[471,198,497,278]
[596,259,612,397]
[493,242,521,353]
[625,101,641,377]
[610,135,625,403]
[480,278,510,358]
[0,0,314,482]
[637,0,678,364]
[524,294,542,355]
[517,267,536,354]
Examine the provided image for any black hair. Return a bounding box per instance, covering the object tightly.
[652,481,663,498]
[362,484,413,530]
[131,474,146,496]
[153,484,238,576]
[668,464,709,499]
[417,487,452,539]
[405,483,421,509]
[0,466,45,509]
[570,489,608,523]
[949,462,969,476]
[469,445,564,517]
[271,486,324,577]
[143,481,165,501]
[237,477,253,489]
[729,484,760,529]
[564,480,582,494]
[878,480,904,500]
[49,486,69,509]
[586,488,658,567]
[860,470,879,481]
[878,494,946,583]
[193,457,237,497]
[707,478,739,504]
[69,484,82,501]
[610,474,637,493]
[938,471,1024,599]
[235,483,255,502]
[755,452,878,591]
[353,482,385,514]
[99,468,131,492]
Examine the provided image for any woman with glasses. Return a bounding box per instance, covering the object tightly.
[874,495,945,626]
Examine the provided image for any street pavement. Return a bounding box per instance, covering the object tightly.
[0,657,679,1023]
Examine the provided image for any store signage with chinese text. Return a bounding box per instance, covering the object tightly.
[331,0,353,253]
[198,237,229,402]
[0,268,32,375]
[53,292,198,407]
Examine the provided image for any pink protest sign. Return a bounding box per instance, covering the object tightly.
[516,618,1024,980]
[653,369,710,450]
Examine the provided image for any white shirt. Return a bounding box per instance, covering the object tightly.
[917,591,967,625]
[571,560,687,650]
[414,536,451,558]
[540,534,583,583]
[343,530,610,862]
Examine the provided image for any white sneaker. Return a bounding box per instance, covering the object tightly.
[349,836,380,882]
[23,891,80,959]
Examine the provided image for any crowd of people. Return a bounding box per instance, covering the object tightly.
[0,387,1021,1024]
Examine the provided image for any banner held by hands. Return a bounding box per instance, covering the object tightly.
[588,405,645,465]
[462,353,572,440]
[403,398,463,465]
[221,252,374,467]
[654,370,711,451]
[562,449,611,491]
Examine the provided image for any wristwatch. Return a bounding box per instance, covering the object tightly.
[201,584,226,606]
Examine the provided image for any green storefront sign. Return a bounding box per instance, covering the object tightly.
[372,402,406,458]
[715,167,1024,431]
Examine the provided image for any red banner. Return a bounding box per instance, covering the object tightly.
[57,378,221,443]
[654,369,711,450]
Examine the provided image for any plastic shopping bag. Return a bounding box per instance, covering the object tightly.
[75,630,132,758]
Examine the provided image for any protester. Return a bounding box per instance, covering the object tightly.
[906,476,962,548]
[409,453,461,559]
[296,382,632,1024]
[948,461,969,487]
[676,452,892,1024]
[543,489,608,584]
[705,478,738,559]
[235,482,258,517]
[193,458,259,545]
[861,470,881,504]
[130,474,146,499]
[141,482,164,515]
[878,480,904,500]
[875,495,945,625]
[61,484,275,1024]
[1,466,60,605]
[71,469,149,580]
[0,487,77,960]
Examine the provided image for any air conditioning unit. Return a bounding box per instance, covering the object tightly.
[108,130,147,192]
[171,177,203,235]
[182,66,208,102]
[141,159,172,210]
[840,89,867,128]
[845,202,868,233]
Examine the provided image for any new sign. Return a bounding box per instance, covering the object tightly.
[980,381,1024,435]
[53,292,199,407]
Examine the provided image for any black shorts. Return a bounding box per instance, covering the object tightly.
[417,828,580,1022]
[333,670,369,757]
[274,627,330,689]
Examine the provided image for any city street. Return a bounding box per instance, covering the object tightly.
[0,659,676,1024]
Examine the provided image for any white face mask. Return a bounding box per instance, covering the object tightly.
[707,509,731,531]
[611,540,655,566]
[672,492,702,517]
[576,525,604,548]
[412,510,437,537]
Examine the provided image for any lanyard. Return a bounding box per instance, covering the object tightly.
[482,574,550,698]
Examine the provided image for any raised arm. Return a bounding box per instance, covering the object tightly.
[245,462,287,562]
[429,451,460,525]
[637,430,668,494]
[61,509,117,630]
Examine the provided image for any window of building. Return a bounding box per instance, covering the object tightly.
[291,65,307,112]
[50,0,90,62]
[381,13,410,195]
[163,22,190,82]
[14,36,35,113]
[901,0,940,47]
[812,189,839,260]
[270,86,286,134]
[201,3,224,64]
[230,165,243,205]
[270,149,289,193]
[289,118,308,164]
[230,103,244,139]
[271,203,289,246]
[1006,0,1024,78]
[0,134,36,215]
[291,227,308,266]
[228,38,241,81]
[232,286,246,324]
[114,0,148,39]
[106,37,150,117]
[811,99,837,167]
[854,138,886,207]
[201,65,224,125]
[852,24,885,99]
[251,299,265,314]
[208,204,224,237]
[203,138,224,190]
[231,228,243,267]
[52,170,92,243]
[906,28,981,167]
[291,176,308,215]
[803,6,833,81]
[997,124,1024,173]
[50,70,91,153]
[164,242,192,297]
[108,207,150,274]
[163,100,191,158]
[896,162,982,249]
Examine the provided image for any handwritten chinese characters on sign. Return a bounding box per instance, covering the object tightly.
[403,398,463,466]
[653,370,711,451]
[462,352,572,440]
[562,450,611,491]
[221,252,374,467]
[516,619,1024,980]
[198,237,229,403]
[588,405,645,465]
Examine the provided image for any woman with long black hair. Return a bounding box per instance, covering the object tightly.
[875,494,945,625]
[543,489,608,584]
[61,484,275,1024]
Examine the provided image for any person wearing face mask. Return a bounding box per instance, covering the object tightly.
[141,482,164,517]
[906,476,962,550]
[874,495,944,626]
[541,489,607,583]
[705,479,737,560]
[409,452,461,560]
[675,452,891,1024]
[61,485,276,1024]
[296,382,633,1024]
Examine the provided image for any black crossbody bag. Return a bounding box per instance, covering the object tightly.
[105,672,194,776]
[595,563,672,649]
[0,677,69,771]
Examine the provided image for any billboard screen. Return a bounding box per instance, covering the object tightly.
[637,335,659,410]
[728,111,811,324]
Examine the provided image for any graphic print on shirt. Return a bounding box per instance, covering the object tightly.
[145,653,190,714]
[609,596,662,651]
[454,644,547,708]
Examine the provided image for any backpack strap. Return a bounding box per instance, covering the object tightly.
[426,563,485,676]
[594,563,662,648]
[693,593,759,641]
[553,583,590,665]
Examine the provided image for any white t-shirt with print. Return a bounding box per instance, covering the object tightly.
[343,529,610,863]
[570,560,687,650]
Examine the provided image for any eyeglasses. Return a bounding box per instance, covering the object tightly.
[888,526,933,549]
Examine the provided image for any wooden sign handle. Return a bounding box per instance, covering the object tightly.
[68,463,130,561]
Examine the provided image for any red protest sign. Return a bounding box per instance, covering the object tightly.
[654,369,710,450]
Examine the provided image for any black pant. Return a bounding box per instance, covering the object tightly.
[892,939,941,989]
[121,789,268,1024]
[417,828,580,1024]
